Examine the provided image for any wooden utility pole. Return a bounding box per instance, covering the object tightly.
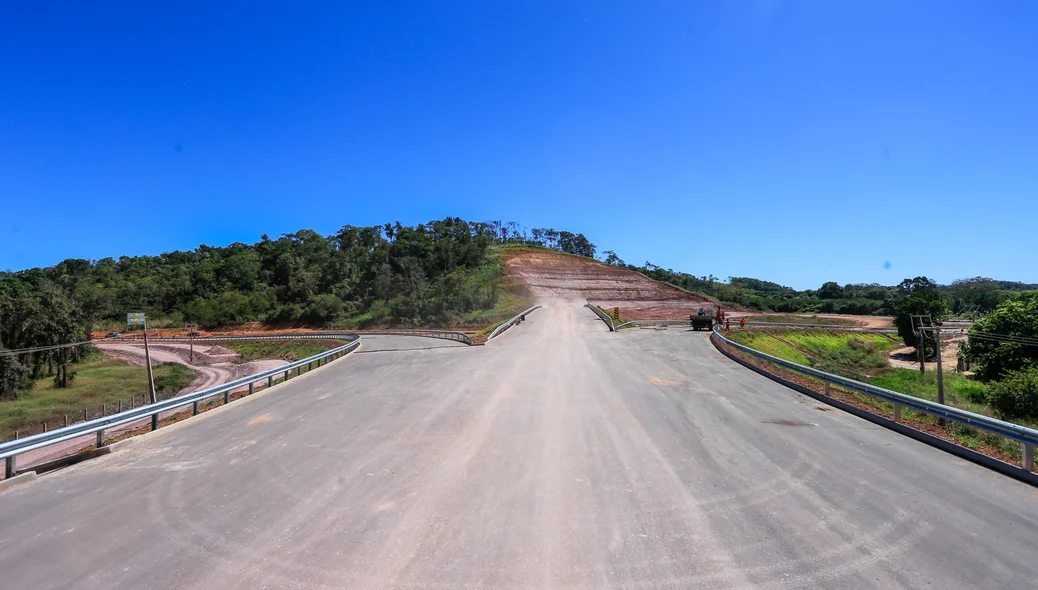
[934,327,945,407]
[142,317,157,404]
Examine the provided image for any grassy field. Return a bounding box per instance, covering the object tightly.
[744,314,858,326]
[728,330,901,376]
[1,354,196,440]
[727,331,812,365]
[726,329,1032,459]
[222,339,345,362]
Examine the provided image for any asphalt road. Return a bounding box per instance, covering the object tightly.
[1,303,1036,588]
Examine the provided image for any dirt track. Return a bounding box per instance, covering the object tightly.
[502,249,719,319]
[11,343,288,471]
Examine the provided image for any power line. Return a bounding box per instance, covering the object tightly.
[964,333,1038,348]
[0,339,97,358]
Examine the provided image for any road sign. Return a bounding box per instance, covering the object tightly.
[127,313,146,327]
[612,307,620,322]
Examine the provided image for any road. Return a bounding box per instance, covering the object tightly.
[10,343,290,472]
[1,303,1036,588]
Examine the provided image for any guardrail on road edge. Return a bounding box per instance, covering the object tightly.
[486,306,542,342]
[613,319,899,333]
[1,337,362,480]
[122,329,474,345]
[585,304,614,331]
[710,328,1038,484]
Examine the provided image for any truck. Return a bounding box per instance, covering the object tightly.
[689,308,715,331]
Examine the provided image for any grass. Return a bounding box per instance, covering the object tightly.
[1,353,196,440]
[728,331,812,366]
[728,328,1035,461]
[744,314,858,326]
[870,369,991,410]
[222,339,344,362]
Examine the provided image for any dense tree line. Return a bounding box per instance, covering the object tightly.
[600,251,1035,319]
[0,218,595,398]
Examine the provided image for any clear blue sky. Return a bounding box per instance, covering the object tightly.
[2,1,1036,290]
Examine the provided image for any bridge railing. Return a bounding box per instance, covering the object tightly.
[585,304,615,331]
[710,328,1038,474]
[121,330,473,345]
[486,306,542,342]
[1,337,361,479]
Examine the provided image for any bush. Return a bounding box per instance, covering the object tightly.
[301,294,344,324]
[987,367,1038,421]
[961,291,1038,381]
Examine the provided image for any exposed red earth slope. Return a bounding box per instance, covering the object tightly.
[500,248,727,320]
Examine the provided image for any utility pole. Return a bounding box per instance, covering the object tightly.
[186,323,197,363]
[143,317,157,404]
[130,313,157,404]
[934,327,945,407]
[910,314,930,375]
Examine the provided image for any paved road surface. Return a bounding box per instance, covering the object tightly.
[12,343,291,471]
[1,303,1036,588]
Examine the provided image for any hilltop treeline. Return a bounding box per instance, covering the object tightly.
[601,250,1036,317]
[0,219,595,332]
[0,218,597,397]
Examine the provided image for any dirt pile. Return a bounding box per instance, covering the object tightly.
[501,248,722,320]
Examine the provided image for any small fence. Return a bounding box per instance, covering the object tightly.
[1,337,361,479]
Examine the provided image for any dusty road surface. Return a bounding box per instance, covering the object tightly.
[503,248,719,319]
[2,304,1037,589]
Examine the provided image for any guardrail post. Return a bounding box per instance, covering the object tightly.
[893,403,902,423]
[248,382,254,396]
[823,382,830,396]
[1024,443,1035,472]
[151,413,158,431]
[284,370,290,382]
[296,367,301,377]
[96,429,106,448]
[5,456,14,479]
[308,362,312,372]
[268,375,274,388]
[224,390,231,405]
[192,400,199,416]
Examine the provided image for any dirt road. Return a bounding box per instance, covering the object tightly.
[3,302,1036,588]
[502,248,719,320]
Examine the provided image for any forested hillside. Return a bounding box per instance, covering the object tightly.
[0,219,596,334]
[600,250,1037,317]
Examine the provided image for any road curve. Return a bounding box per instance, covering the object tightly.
[1,303,1036,588]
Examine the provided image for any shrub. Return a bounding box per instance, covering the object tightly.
[987,367,1038,421]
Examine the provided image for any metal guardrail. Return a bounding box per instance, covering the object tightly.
[711,328,1038,471]
[349,330,472,344]
[585,304,614,331]
[486,306,542,342]
[612,319,899,333]
[120,330,473,345]
[1,337,362,479]
[742,322,897,333]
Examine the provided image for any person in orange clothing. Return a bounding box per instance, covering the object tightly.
[725,318,731,332]
[740,317,746,329]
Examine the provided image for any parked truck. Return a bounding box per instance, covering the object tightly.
[689,308,715,331]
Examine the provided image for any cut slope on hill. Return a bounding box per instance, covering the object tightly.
[500,247,723,319]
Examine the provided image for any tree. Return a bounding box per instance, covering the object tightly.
[960,291,1038,381]
[818,281,842,299]
[602,251,625,266]
[892,289,948,354]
